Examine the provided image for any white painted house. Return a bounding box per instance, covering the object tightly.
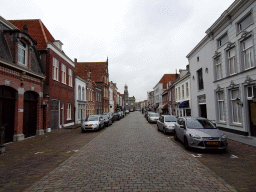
[75,75,86,124]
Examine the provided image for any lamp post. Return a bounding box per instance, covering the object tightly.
[236,97,243,107]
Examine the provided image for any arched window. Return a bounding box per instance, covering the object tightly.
[18,40,27,65]
[82,87,85,100]
[78,85,81,100]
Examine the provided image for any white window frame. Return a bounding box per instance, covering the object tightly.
[61,64,66,84]
[215,57,222,80]
[231,89,242,124]
[53,57,59,81]
[68,69,73,87]
[67,103,71,120]
[247,85,256,99]
[242,38,254,70]
[228,49,236,75]
[18,40,27,66]
[217,92,225,122]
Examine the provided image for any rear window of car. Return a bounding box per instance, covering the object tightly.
[186,119,216,129]
[102,115,108,118]
[165,116,177,122]
[150,113,159,117]
[87,116,98,121]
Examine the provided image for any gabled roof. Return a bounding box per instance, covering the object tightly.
[8,19,55,50]
[156,74,178,89]
[75,60,108,82]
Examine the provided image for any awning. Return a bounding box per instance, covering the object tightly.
[158,105,165,109]
[179,100,189,108]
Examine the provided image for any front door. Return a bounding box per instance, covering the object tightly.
[249,100,256,136]
[0,86,16,143]
[23,91,38,138]
[200,104,207,118]
[50,100,59,129]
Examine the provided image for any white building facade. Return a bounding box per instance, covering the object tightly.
[75,75,86,124]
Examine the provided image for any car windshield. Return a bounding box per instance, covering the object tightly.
[102,115,108,118]
[186,119,216,129]
[150,113,159,117]
[113,113,118,115]
[87,116,98,121]
[165,116,177,122]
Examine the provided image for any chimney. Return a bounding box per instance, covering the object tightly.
[74,58,77,66]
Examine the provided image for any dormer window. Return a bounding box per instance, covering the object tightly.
[18,41,27,65]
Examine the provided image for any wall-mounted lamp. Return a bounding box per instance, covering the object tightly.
[236,97,243,107]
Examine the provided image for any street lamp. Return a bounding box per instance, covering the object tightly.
[236,97,243,107]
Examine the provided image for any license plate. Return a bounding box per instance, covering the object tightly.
[155,120,157,121]
[206,142,219,145]
[86,126,92,129]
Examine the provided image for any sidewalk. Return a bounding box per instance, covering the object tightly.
[220,130,256,147]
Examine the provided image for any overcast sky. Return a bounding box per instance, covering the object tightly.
[1,0,235,101]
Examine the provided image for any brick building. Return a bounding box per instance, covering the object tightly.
[0,16,45,143]
[75,59,109,113]
[9,19,75,131]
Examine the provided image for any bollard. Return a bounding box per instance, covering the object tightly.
[0,125,5,154]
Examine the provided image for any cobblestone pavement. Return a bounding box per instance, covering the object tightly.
[26,112,236,192]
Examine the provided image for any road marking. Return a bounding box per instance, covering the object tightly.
[230,155,238,158]
[66,151,71,153]
[191,154,202,158]
[73,150,79,152]
[35,152,44,155]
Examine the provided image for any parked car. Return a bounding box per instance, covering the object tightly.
[113,113,121,121]
[174,117,228,150]
[81,115,105,133]
[157,115,177,134]
[103,112,113,121]
[146,112,154,121]
[125,109,130,115]
[118,111,124,119]
[102,114,112,127]
[130,108,134,112]
[147,113,160,123]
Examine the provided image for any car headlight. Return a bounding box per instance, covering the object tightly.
[189,134,202,140]
[221,134,227,139]
[92,124,98,128]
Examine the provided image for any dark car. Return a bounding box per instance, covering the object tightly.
[102,114,112,127]
[174,117,228,150]
[112,113,120,121]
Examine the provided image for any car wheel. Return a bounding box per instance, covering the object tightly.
[157,124,160,131]
[81,129,85,133]
[163,128,167,135]
[184,137,190,150]
[174,131,178,141]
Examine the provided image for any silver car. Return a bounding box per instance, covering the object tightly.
[174,117,228,150]
[148,113,160,123]
[81,115,105,133]
[157,115,177,134]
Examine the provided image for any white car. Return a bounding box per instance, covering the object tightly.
[147,113,160,123]
[81,115,104,133]
[157,115,177,135]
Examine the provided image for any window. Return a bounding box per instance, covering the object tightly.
[78,86,81,100]
[67,103,71,120]
[82,87,85,100]
[178,87,180,100]
[182,85,184,99]
[68,69,73,87]
[247,86,256,98]
[217,92,225,121]
[186,82,189,97]
[175,88,177,100]
[228,48,236,75]
[218,34,228,47]
[169,92,172,101]
[215,57,222,80]
[197,68,204,90]
[231,89,241,123]
[242,38,254,70]
[238,13,253,33]
[61,64,66,84]
[18,41,27,65]
[53,57,59,81]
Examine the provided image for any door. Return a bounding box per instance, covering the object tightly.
[200,104,207,118]
[0,86,16,143]
[249,100,256,136]
[50,100,59,129]
[23,91,38,138]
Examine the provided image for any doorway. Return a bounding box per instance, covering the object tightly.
[199,104,207,118]
[249,100,256,136]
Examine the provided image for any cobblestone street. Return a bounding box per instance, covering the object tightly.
[25,112,235,192]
